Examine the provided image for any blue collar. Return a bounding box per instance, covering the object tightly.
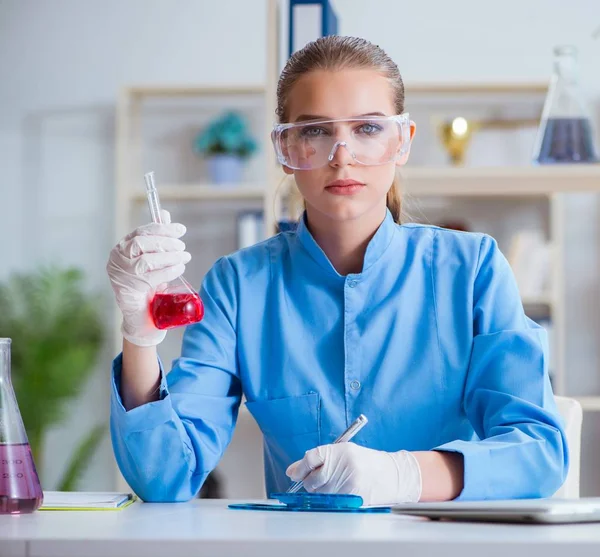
[295,209,397,277]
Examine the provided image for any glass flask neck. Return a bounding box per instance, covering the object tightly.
[553,45,578,84]
[0,337,29,446]
[0,339,11,384]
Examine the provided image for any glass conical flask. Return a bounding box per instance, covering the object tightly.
[144,172,205,330]
[0,338,43,514]
[533,45,599,163]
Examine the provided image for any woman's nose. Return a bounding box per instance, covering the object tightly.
[328,141,356,167]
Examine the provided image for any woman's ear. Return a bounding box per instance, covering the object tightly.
[396,121,416,167]
[282,165,294,175]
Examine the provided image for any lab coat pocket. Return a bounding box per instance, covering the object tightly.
[245,392,321,468]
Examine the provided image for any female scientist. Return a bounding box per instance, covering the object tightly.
[106,36,568,505]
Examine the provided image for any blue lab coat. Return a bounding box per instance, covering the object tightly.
[110,209,568,502]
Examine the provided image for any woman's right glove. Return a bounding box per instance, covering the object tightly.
[106,210,191,347]
[286,443,422,506]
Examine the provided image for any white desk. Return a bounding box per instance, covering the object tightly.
[1,499,600,557]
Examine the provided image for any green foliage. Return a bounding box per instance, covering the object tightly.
[0,266,105,489]
[193,110,258,158]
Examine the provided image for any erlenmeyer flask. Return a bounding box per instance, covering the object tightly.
[144,172,205,330]
[150,278,205,330]
[0,338,43,514]
[533,45,599,163]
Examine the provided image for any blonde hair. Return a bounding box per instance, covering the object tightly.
[276,35,405,223]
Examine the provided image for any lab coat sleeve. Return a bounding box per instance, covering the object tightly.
[110,256,241,502]
[434,235,569,500]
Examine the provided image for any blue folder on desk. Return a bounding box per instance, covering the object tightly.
[228,492,391,513]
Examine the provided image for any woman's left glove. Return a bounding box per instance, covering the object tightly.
[286,442,422,506]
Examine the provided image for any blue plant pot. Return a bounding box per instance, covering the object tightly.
[207,154,244,185]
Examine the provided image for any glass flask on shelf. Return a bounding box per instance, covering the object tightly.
[144,172,205,330]
[0,338,43,514]
[533,45,599,163]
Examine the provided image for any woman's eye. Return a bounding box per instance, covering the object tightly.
[300,126,328,138]
[357,123,383,135]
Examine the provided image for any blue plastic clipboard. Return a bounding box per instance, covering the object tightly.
[228,492,391,513]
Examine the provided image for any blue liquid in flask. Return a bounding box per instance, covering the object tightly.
[536,117,599,163]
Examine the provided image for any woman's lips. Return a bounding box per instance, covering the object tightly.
[325,180,365,196]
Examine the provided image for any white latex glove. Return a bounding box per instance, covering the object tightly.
[286,442,422,506]
[106,210,191,347]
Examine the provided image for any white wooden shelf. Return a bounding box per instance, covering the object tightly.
[402,166,600,197]
[126,85,267,97]
[131,184,266,202]
[405,82,548,95]
[127,166,600,204]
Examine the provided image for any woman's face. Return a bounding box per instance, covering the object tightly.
[283,68,415,223]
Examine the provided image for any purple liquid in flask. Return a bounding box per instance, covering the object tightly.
[0,339,43,514]
[533,46,599,164]
[536,118,598,163]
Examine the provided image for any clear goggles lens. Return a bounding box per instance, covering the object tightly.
[272,113,411,170]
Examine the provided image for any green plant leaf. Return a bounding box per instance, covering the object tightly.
[56,424,106,492]
[0,265,105,476]
[193,110,257,158]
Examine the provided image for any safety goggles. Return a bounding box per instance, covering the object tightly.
[271,113,411,170]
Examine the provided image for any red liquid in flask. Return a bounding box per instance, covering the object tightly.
[150,292,204,329]
[0,443,43,514]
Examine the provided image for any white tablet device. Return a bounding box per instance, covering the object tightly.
[392,498,600,524]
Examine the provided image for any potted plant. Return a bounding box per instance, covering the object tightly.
[0,266,105,490]
[193,110,258,185]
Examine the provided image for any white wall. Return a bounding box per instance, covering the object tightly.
[1,0,599,493]
[335,0,599,88]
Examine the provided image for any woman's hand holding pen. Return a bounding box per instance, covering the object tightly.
[286,443,422,506]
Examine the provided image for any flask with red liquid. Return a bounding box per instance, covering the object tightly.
[0,338,44,514]
[144,172,205,330]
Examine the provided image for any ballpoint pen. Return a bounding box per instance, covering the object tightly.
[286,414,369,494]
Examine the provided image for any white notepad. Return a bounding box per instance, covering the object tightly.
[40,491,136,511]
